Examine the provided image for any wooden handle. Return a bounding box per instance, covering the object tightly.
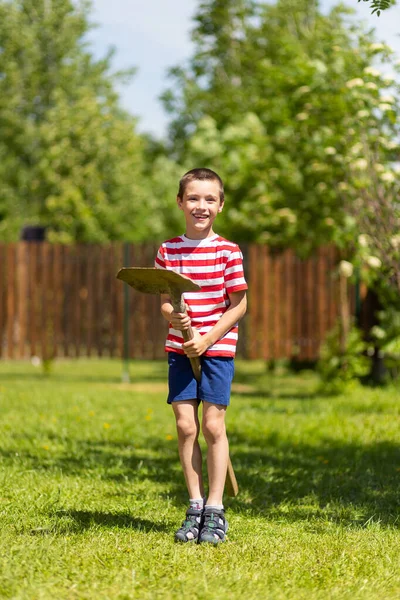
[181,326,202,382]
[225,457,239,497]
[170,292,202,382]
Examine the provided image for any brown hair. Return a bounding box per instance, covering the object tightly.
[177,168,224,202]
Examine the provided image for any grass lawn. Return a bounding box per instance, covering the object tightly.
[0,358,399,599]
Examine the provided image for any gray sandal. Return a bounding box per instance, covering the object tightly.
[198,508,228,544]
[174,507,203,542]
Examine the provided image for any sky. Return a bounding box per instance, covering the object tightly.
[87,0,400,138]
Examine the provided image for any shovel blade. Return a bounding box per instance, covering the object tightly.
[116,267,201,295]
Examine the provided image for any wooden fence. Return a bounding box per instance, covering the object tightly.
[0,242,349,361]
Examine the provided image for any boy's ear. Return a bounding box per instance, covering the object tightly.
[176,195,183,210]
[218,200,224,213]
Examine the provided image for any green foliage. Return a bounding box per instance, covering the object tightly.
[358,0,394,16]
[162,0,400,252]
[0,0,149,242]
[317,321,370,393]
[370,307,400,377]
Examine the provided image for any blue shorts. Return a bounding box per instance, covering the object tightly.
[167,353,234,406]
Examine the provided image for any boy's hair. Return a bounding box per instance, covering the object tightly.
[177,168,224,202]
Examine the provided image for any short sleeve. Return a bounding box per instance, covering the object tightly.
[224,246,248,293]
[154,245,166,269]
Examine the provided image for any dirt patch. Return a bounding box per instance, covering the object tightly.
[231,383,255,394]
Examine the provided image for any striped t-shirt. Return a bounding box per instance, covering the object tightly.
[155,234,248,357]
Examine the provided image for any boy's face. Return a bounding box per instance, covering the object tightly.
[177,179,224,239]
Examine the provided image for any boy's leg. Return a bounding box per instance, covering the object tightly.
[201,401,229,506]
[172,400,204,499]
[198,401,229,544]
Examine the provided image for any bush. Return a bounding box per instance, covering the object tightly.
[317,321,370,394]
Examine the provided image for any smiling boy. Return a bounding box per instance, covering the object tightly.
[155,168,247,544]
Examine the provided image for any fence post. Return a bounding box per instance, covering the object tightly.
[122,242,130,383]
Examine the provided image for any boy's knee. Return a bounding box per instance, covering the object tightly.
[202,418,226,444]
[175,415,198,440]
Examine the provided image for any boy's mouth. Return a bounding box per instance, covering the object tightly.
[193,214,209,220]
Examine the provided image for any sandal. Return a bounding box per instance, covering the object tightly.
[174,507,203,542]
[198,508,228,544]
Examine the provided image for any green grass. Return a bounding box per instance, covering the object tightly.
[0,359,400,599]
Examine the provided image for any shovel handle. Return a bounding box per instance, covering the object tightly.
[170,292,202,381]
[181,326,202,382]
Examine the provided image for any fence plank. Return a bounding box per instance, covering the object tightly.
[248,245,259,359]
[284,249,294,358]
[6,244,16,359]
[0,244,5,358]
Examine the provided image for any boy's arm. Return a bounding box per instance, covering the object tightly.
[182,290,247,358]
[160,293,191,330]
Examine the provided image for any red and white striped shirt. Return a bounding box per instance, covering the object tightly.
[155,234,248,357]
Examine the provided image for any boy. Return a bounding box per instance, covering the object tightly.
[155,168,247,544]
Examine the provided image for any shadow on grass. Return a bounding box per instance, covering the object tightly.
[229,432,400,527]
[2,431,400,529]
[54,509,171,533]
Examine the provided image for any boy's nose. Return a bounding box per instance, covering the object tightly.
[198,198,207,210]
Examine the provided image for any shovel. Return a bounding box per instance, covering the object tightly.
[116,266,239,497]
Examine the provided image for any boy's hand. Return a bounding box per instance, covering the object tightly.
[182,328,209,357]
[170,310,191,331]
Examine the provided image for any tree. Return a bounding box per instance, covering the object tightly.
[0,0,149,242]
[162,0,400,254]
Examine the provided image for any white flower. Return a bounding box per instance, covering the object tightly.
[339,260,354,278]
[366,256,382,269]
[338,182,348,191]
[352,158,368,170]
[390,235,400,249]
[379,103,394,112]
[296,86,310,95]
[350,143,363,155]
[324,146,336,155]
[380,94,395,103]
[357,110,369,118]
[380,171,396,183]
[346,78,364,88]
[31,356,41,367]
[365,83,378,91]
[371,325,386,340]
[309,162,325,172]
[384,74,395,83]
[358,234,370,248]
[369,43,385,52]
[276,208,297,223]
[364,67,381,77]
[374,163,385,173]
[295,112,309,121]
